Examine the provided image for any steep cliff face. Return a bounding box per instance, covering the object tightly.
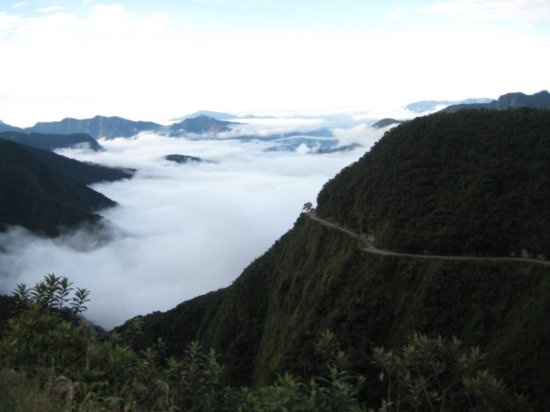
[127,109,550,408]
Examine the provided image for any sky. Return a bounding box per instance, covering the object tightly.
[1,0,549,126]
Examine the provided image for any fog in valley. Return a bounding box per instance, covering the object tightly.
[0,117,390,328]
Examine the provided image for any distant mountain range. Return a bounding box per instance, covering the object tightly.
[169,115,238,136]
[372,91,550,127]
[406,98,493,113]
[0,114,239,141]
[29,116,162,139]
[443,90,550,112]
[1,90,548,147]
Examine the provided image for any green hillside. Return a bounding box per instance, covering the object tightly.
[121,108,550,409]
[0,140,116,236]
[317,108,550,258]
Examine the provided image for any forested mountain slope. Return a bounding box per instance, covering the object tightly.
[121,109,550,409]
[317,109,550,258]
[0,140,116,236]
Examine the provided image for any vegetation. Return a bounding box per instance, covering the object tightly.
[0,275,526,411]
[1,108,548,409]
[0,139,117,236]
[122,216,550,409]
[317,109,550,258]
[112,109,550,409]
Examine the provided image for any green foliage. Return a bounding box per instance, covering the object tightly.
[372,333,529,411]
[0,277,528,411]
[130,215,550,409]
[317,109,550,258]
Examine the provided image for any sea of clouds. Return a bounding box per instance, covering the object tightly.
[0,117,391,328]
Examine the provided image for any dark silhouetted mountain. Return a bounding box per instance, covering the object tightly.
[28,115,162,139]
[164,154,206,164]
[444,90,550,112]
[0,140,116,236]
[119,108,550,409]
[169,115,237,136]
[0,131,103,152]
[371,118,403,128]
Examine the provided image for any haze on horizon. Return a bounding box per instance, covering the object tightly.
[1,0,549,126]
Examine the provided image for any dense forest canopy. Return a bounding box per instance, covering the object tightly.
[317,109,550,258]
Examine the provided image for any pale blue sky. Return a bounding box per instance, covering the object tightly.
[1,0,549,125]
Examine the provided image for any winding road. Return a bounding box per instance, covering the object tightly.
[308,214,550,267]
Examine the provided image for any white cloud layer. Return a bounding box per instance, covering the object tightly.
[0,125,385,328]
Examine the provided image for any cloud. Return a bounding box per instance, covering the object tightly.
[0,126,372,329]
[423,0,550,23]
[332,123,392,148]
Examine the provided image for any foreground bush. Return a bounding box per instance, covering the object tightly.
[0,275,529,411]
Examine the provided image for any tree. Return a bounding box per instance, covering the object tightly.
[302,202,314,214]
